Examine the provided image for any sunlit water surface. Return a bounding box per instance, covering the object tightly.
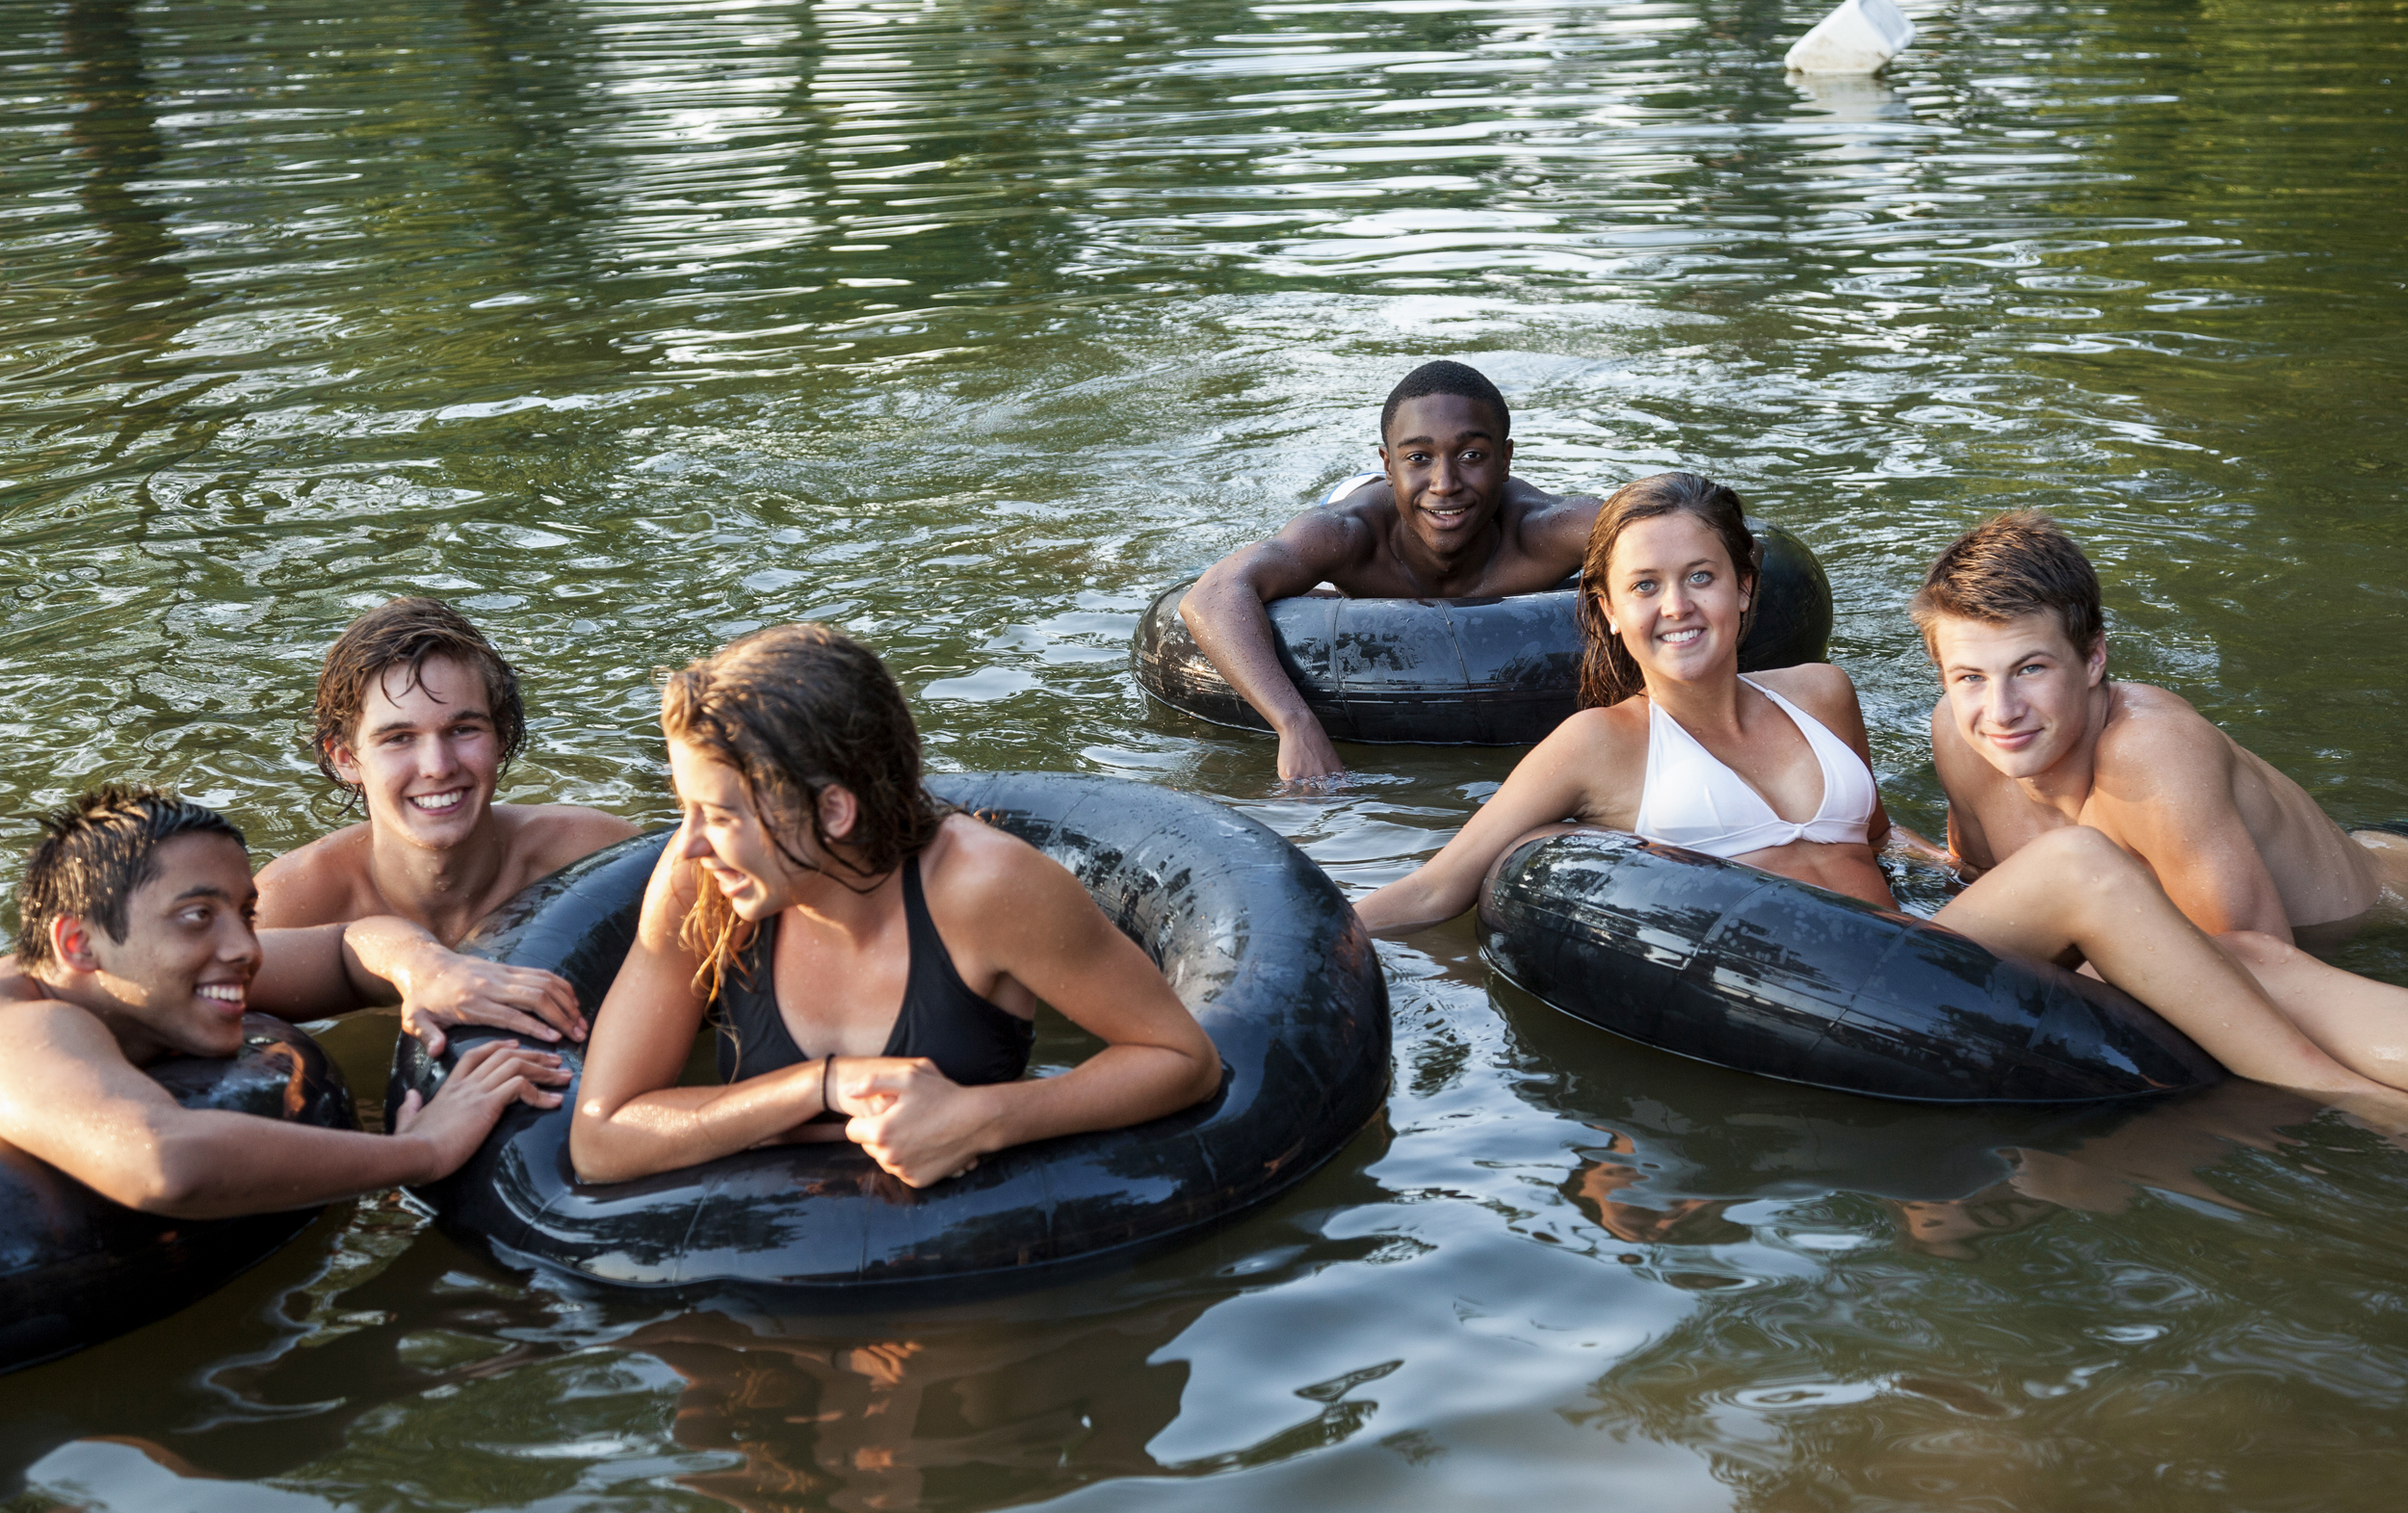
[3,0,2406,1507]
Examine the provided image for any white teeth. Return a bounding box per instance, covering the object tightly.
[197,984,244,1004]
[410,791,464,812]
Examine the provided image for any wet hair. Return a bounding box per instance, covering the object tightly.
[659,623,949,1000]
[1575,473,1760,711]
[1909,510,2106,663]
[15,786,246,969]
[1379,360,1510,446]
[312,597,527,811]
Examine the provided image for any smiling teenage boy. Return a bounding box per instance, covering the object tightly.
[0,788,567,1218]
[1915,512,2408,1083]
[256,599,639,1050]
[1179,361,1602,780]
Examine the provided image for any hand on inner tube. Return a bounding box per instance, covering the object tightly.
[824,1055,989,1188]
[394,951,588,1056]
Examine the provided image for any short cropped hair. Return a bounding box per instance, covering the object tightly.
[15,786,246,968]
[1380,360,1510,445]
[1909,511,2106,661]
[312,597,526,799]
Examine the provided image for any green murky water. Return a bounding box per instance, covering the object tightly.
[3,0,2405,1506]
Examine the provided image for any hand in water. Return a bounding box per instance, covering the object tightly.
[400,951,587,1055]
[1275,721,1347,784]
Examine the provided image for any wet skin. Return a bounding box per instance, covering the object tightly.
[255,653,640,1047]
[1926,612,2400,941]
[0,833,568,1218]
[1178,391,1601,780]
[569,739,1220,1189]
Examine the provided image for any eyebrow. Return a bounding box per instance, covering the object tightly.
[366,708,491,739]
[169,884,237,905]
[1394,430,1494,448]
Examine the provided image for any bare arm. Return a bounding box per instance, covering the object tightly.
[568,849,833,1185]
[0,1004,563,1219]
[252,831,367,929]
[1929,697,1998,874]
[838,832,1221,1187]
[340,916,587,1052]
[1355,708,1638,935]
[2090,727,2293,941]
[1179,510,1374,781]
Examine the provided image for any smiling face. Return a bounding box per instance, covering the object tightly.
[1377,392,1514,561]
[1598,511,1753,690]
[328,656,503,851]
[667,740,860,922]
[1927,611,2107,780]
[65,832,260,1059]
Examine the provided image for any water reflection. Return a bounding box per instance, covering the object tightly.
[3,0,2407,1506]
[632,1300,1205,1510]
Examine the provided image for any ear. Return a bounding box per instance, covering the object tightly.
[816,783,861,845]
[2082,634,2107,687]
[327,735,364,786]
[1499,435,1514,467]
[49,915,100,975]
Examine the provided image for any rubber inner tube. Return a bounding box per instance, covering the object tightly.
[0,1015,354,1375]
[1134,516,1833,746]
[1480,828,2224,1104]
[389,771,1391,1300]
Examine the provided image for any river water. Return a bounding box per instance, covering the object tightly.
[3,0,2405,1506]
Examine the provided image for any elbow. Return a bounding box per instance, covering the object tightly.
[124,1140,216,1217]
[566,1109,641,1187]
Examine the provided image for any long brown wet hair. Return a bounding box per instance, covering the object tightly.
[1574,472,1760,710]
[660,623,948,1000]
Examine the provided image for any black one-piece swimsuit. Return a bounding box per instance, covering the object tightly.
[710,853,1034,1087]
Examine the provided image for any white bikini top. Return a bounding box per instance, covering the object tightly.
[1632,676,1878,858]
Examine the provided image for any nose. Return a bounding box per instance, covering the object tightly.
[421,733,459,779]
[222,915,262,970]
[1426,453,1457,496]
[674,812,713,861]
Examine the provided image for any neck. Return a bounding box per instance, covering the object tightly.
[781,854,903,943]
[2007,683,2115,819]
[1640,660,1749,736]
[367,811,510,945]
[1387,516,1501,595]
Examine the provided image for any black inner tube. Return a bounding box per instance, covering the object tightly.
[0,1015,353,1376]
[1135,516,1833,745]
[390,771,1391,1301]
[1481,828,2224,1104]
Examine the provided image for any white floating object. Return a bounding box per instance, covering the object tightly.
[1784,0,1915,76]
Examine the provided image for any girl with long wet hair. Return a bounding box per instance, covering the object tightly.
[1354,474,2408,1104]
[570,624,1220,1187]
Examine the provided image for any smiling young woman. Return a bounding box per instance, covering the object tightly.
[567,623,1221,1190]
[1352,475,2408,1109]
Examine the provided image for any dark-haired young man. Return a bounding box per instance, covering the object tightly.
[1915,511,2408,1083]
[257,598,638,1050]
[1181,361,1603,780]
[0,788,567,1218]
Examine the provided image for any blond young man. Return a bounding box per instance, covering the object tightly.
[1915,512,2408,1086]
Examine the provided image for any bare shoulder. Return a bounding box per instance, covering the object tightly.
[1749,661,1859,715]
[920,811,1094,937]
[1278,493,1382,564]
[1531,700,1648,784]
[2093,683,2232,784]
[499,804,643,879]
[0,999,135,1101]
[1504,478,1603,562]
[254,825,375,927]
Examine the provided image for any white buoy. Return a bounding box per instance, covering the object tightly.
[1784,0,1915,76]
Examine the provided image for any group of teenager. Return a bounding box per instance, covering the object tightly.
[2,359,2406,1252]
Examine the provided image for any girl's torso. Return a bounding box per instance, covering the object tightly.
[1592,671,1896,907]
[711,850,1034,1086]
